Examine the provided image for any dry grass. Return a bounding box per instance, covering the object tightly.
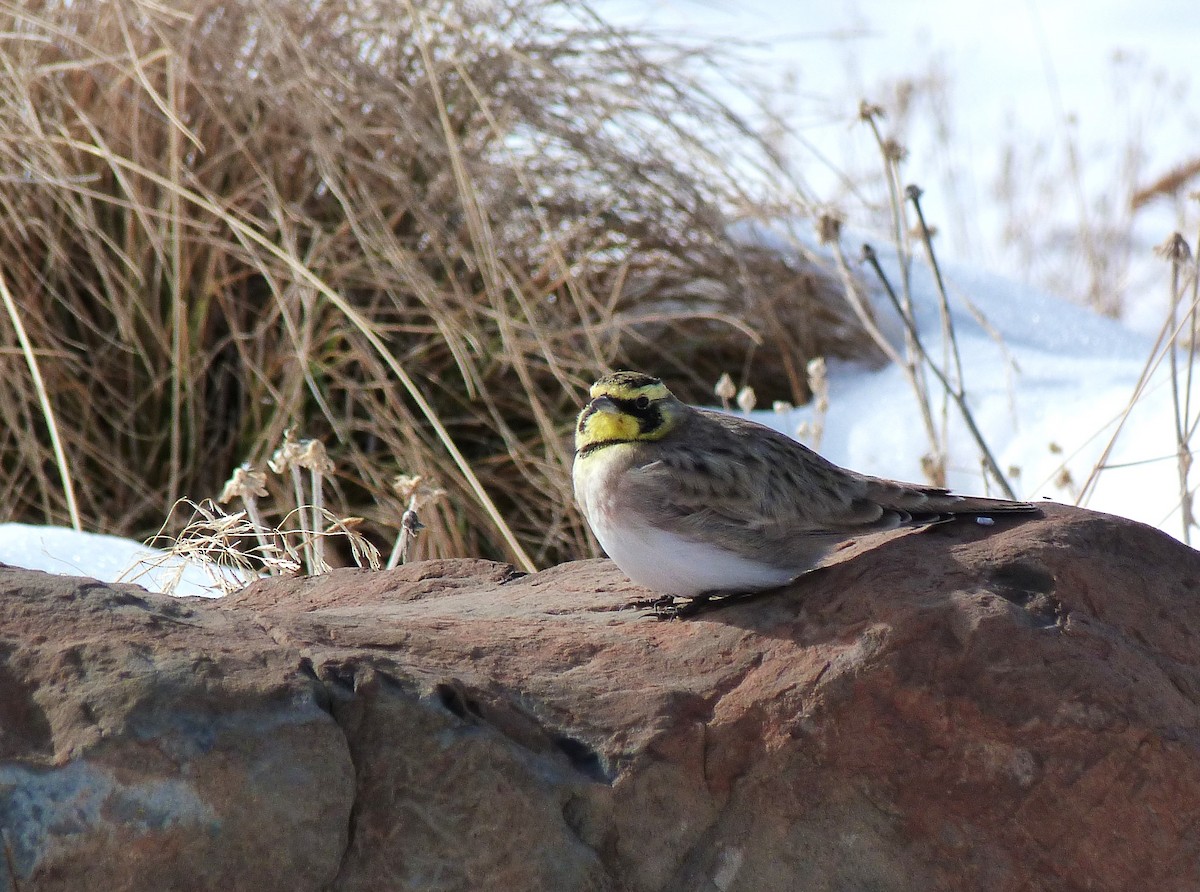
[831,53,1198,322]
[0,0,873,568]
[843,78,1200,531]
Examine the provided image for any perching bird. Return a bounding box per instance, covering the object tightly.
[572,371,1037,599]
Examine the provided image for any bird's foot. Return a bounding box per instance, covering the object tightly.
[638,568,828,620]
[627,594,701,618]
[648,593,713,620]
[626,594,678,613]
[632,591,730,620]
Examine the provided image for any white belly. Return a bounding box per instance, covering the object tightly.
[574,452,796,597]
[590,516,797,597]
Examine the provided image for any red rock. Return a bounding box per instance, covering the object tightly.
[2,504,1199,890]
[0,575,354,891]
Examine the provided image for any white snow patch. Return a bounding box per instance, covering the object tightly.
[0,523,243,598]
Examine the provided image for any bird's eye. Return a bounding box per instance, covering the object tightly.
[634,395,650,410]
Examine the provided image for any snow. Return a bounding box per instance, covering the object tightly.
[597,0,1199,336]
[736,220,1191,538]
[0,523,241,598]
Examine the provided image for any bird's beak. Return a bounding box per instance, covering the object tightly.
[576,395,618,434]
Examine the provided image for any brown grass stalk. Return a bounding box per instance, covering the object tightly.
[1074,239,1200,510]
[0,265,81,529]
[0,0,869,567]
[861,244,1018,499]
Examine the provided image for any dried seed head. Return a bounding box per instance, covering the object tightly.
[772,400,794,414]
[815,211,843,245]
[401,508,425,534]
[392,474,446,510]
[393,474,421,501]
[736,386,757,414]
[714,372,736,401]
[1155,232,1193,264]
[295,439,334,474]
[805,356,827,382]
[858,100,884,121]
[219,464,268,504]
[268,427,304,474]
[920,453,946,487]
[882,138,908,162]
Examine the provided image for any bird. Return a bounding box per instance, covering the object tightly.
[572,370,1038,600]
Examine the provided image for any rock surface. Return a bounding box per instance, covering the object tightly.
[3,504,1200,891]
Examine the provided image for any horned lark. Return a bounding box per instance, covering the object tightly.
[573,370,1037,598]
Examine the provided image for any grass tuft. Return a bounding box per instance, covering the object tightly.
[0,0,870,567]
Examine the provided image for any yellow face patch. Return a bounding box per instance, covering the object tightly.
[575,371,683,454]
[575,400,642,451]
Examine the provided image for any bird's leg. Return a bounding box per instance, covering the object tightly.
[637,590,748,620]
[651,568,830,620]
[663,592,719,619]
[626,593,679,613]
[631,593,712,619]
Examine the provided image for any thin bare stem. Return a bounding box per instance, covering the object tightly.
[1075,282,1196,504]
[0,266,81,529]
[862,245,1018,499]
[167,51,184,509]
[909,185,967,395]
[827,233,941,457]
[860,104,943,480]
[309,467,326,571]
[289,466,312,571]
[1161,232,1194,542]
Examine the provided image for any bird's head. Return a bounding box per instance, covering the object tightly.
[574,371,686,455]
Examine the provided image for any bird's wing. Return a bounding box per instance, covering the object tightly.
[617,412,914,568]
[620,407,1034,571]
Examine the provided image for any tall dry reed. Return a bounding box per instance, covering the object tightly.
[0,0,869,567]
